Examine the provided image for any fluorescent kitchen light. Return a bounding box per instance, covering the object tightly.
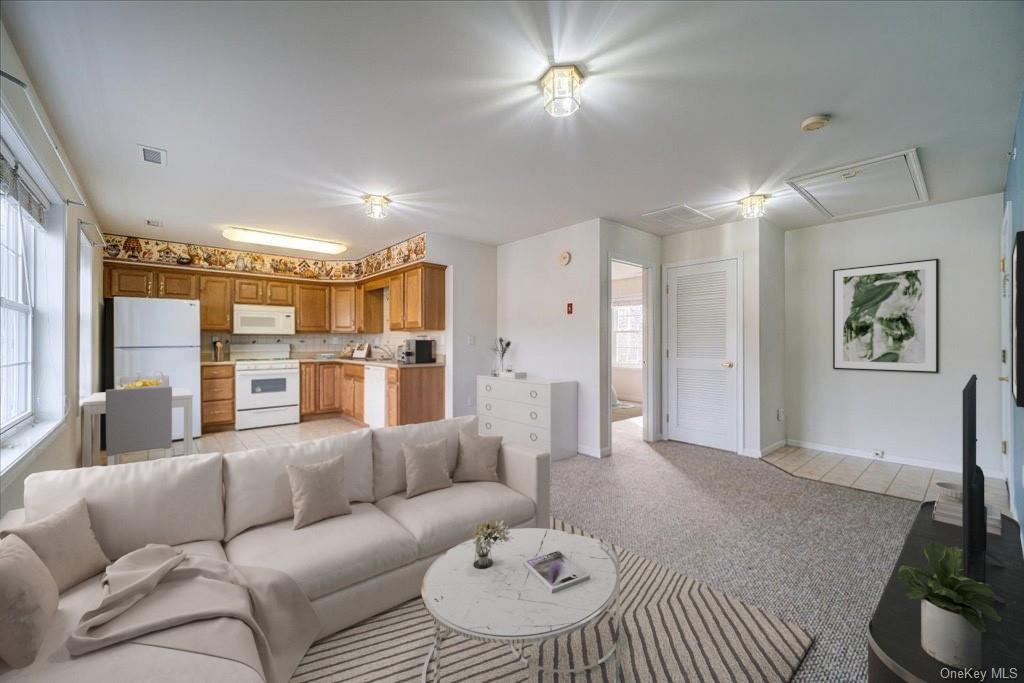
[221,227,347,255]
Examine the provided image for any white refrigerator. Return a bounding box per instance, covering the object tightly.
[113,297,201,439]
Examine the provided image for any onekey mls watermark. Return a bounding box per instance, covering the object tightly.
[940,667,1020,681]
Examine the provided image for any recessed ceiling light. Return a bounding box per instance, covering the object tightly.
[540,65,583,117]
[221,227,347,255]
[738,194,769,219]
[364,194,391,219]
[800,114,831,132]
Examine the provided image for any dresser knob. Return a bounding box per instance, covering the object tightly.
[529,411,538,420]
[485,422,492,430]
[485,403,492,411]
[485,384,492,392]
[530,433,538,442]
[529,390,538,399]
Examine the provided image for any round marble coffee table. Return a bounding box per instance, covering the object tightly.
[420,528,620,682]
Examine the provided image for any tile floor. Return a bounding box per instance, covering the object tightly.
[99,417,362,465]
[764,445,1013,518]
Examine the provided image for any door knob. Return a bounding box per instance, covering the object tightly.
[722,361,735,368]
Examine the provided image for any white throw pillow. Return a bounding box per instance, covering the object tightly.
[403,439,453,498]
[287,455,352,529]
[372,416,477,499]
[0,534,58,669]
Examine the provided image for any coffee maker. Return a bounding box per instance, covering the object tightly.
[399,338,436,364]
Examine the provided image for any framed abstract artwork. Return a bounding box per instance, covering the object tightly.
[1013,232,1023,406]
[833,259,938,372]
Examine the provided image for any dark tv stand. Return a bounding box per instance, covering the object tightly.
[868,502,1022,682]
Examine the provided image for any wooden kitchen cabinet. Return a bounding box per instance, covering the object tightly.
[353,375,364,422]
[265,280,293,306]
[341,364,364,421]
[201,364,235,432]
[233,278,264,304]
[156,271,197,299]
[107,266,153,297]
[330,285,357,333]
[387,368,399,426]
[388,274,405,330]
[300,363,318,416]
[317,363,343,413]
[296,284,330,332]
[199,275,233,331]
[388,264,445,331]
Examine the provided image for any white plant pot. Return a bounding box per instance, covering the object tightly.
[921,600,981,668]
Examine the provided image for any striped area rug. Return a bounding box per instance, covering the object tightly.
[292,520,813,682]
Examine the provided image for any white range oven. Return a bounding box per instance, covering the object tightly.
[232,344,300,430]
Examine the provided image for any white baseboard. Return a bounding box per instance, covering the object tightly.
[760,440,787,456]
[578,444,610,458]
[737,448,762,458]
[785,438,1005,480]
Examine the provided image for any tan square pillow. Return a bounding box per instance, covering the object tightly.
[1,498,110,592]
[403,438,452,498]
[453,430,502,483]
[286,455,352,529]
[0,534,58,668]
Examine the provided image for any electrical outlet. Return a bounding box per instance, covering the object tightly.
[467,334,475,346]
[465,397,473,408]
[873,449,885,459]
[776,408,784,422]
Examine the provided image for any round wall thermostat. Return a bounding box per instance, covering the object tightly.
[559,251,572,266]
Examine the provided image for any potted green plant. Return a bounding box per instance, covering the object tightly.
[897,543,1000,667]
[472,520,510,569]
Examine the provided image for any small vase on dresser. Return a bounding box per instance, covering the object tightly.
[477,375,578,460]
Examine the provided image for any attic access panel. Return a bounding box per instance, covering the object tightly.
[787,149,928,219]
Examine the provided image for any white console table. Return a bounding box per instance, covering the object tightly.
[477,375,578,460]
[80,390,194,467]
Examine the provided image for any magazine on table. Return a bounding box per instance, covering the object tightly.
[525,551,590,592]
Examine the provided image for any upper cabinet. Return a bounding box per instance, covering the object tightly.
[389,264,445,331]
[233,278,264,304]
[235,278,293,306]
[156,271,197,299]
[330,285,357,333]
[199,276,233,331]
[295,284,330,332]
[265,280,294,306]
[107,266,153,297]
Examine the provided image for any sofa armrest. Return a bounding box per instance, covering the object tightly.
[0,507,26,533]
[498,443,550,528]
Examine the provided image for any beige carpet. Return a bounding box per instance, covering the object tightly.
[292,520,812,682]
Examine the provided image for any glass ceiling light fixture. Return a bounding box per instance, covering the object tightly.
[221,227,347,255]
[540,65,583,118]
[364,194,391,219]
[738,194,769,219]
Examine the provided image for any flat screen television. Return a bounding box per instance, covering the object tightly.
[962,375,986,581]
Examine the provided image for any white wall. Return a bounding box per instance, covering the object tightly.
[759,218,786,451]
[498,219,601,455]
[425,233,498,418]
[662,218,762,453]
[784,194,1004,473]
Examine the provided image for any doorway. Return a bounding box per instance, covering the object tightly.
[663,257,741,452]
[609,260,646,446]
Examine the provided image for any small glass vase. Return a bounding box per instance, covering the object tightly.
[473,542,493,569]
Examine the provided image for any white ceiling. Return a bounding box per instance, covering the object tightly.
[2,1,1022,258]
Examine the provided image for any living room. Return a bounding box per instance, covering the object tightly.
[1,2,1023,682]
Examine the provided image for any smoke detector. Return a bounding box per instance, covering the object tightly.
[800,114,831,132]
[145,219,162,228]
[137,144,167,165]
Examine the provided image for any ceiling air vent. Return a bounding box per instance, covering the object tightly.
[786,148,928,220]
[641,202,715,230]
[138,144,167,166]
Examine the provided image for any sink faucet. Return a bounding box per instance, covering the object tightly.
[372,344,395,360]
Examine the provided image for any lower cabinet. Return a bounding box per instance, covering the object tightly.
[201,364,235,431]
[298,361,440,426]
[317,364,343,413]
[300,363,318,417]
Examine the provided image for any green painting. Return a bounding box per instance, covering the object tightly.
[834,260,937,372]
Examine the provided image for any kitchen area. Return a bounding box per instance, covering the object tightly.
[103,260,447,437]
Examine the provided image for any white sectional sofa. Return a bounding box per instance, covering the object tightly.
[0,416,550,681]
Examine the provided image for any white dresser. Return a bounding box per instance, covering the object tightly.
[477,375,578,460]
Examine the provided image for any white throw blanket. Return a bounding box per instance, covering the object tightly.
[67,545,320,683]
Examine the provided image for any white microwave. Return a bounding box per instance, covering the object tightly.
[233,304,296,335]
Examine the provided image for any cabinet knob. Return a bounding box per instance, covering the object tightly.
[485,384,492,392]
[529,390,538,399]
[530,411,538,420]
[530,433,538,442]
[485,403,491,411]
[485,422,492,430]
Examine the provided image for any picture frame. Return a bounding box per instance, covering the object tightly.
[833,259,938,372]
[1013,232,1023,406]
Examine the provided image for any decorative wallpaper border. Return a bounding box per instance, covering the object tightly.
[101,232,426,281]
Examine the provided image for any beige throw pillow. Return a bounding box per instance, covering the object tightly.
[403,438,453,498]
[286,455,352,529]
[0,535,58,668]
[1,499,110,592]
[453,430,502,483]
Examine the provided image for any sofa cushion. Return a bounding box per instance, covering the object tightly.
[287,455,351,529]
[453,430,501,483]
[375,482,535,558]
[1,499,110,592]
[222,429,372,540]
[403,439,452,498]
[224,503,417,600]
[22,453,224,560]
[0,535,58,668]
[372,416,476,499]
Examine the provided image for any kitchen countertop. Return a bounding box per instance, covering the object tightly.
[201,358,444,368]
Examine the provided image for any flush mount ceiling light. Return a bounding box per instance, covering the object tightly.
[364,194,391,219]
[800,114,831,132]
[221,227,346,255]
[540,65,583,117]
[738,194,769,219]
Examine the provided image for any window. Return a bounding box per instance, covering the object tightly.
[612,300,643,368]
[0,154,42,433]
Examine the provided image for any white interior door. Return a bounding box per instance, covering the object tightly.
[665,259,739,450]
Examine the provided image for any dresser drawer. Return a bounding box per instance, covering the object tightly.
[477,395,550,428]
[479,415,550,450]
[476,377,549,406]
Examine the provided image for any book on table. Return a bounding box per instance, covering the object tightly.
[525,551,590,592]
